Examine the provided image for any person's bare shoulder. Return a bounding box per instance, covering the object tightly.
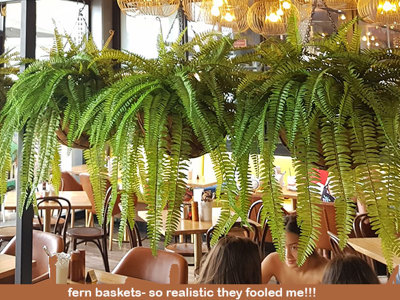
[262,252,281,266]
[261,252,282,283]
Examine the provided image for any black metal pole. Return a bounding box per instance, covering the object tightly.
[15,0,36,284]
[177,5,188,60]
[111,0,120,50]
[178,5,188,45]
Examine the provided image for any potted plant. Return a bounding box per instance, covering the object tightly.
[76,32,248,251]
[233,15,400,267]
[0,30,120,213]
[0,50,19,200]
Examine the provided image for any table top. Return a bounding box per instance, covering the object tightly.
[70,164,89,175]
[138,208,222,235]
[0,254,16,280]
[0,254,36,280]
[4,191,92,210]
[348,237,400,267]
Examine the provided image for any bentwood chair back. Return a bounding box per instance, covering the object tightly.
[1,231,63,283]
[247,200,263,223]
[112,247,188,284]
[327,231,358,257]
[353,213,377,238]
[256,204,291,259]
[66,186,113,272]
[327,230,377,273]
[35,196,71,251]
[206,221,259,251]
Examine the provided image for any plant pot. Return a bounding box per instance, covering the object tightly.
[137,114,225,159]
[56,127,90,149]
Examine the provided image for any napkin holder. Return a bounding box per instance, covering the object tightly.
[86,269,98,284]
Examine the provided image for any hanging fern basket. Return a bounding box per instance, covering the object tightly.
[56,126,90,149]
[136,113,212,158]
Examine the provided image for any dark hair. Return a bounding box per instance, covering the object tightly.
[322,255,380,284]
[196,236,261,284]
[285,215,301,236]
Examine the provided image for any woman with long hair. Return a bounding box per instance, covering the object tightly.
[322,255,379,284]
[261,215,328,284]
[197,235,261,284]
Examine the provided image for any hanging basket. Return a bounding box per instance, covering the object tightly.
[56,129,90,149]
[136,114,222,159]
[56,121,90,149]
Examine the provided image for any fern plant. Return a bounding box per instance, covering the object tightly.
[234,15,400,268]
[76,32,249,252]
[0,50,19,202]
[0,31,120,213]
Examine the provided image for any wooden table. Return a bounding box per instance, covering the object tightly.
[70,164,89,175]
[4,191,92,231]
[138,208,221,270]
[0,254,36,280]
[348,237,400,268]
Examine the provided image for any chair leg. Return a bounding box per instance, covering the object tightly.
[109,216,114,251]
[86,212,94,227]
[70,238,77,250]
[101,237,110,272]
[71,209,75,228]
[135,223,142,247]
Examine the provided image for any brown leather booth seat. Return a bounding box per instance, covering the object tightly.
[1,230,63,283]
[112,247,188,284]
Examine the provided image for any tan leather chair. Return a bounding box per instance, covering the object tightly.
[112,247,188,284]
[61,172,83,191]
[1,230,64,283]
[79,174,116,226]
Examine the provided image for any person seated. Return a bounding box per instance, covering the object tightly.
[197,235,261,284]
[322,254,379,284]
[261,215,328,284]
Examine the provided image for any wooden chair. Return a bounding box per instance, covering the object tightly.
[327,231,359,258]
[79,174,124,250]
[61,172,83,191]
[126,219,143,249]
[1,197,71,250]
[258,205,292,259]
[60,171,83,227]
[79,173,101,227]
[353,213,377,238]
[247,200,263,223]
[352,213,383,275]
[112,247,188,284]
[34,196,71,251]
[205,221,259,251]
[66,186,113,272]
[1,230,63,283]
